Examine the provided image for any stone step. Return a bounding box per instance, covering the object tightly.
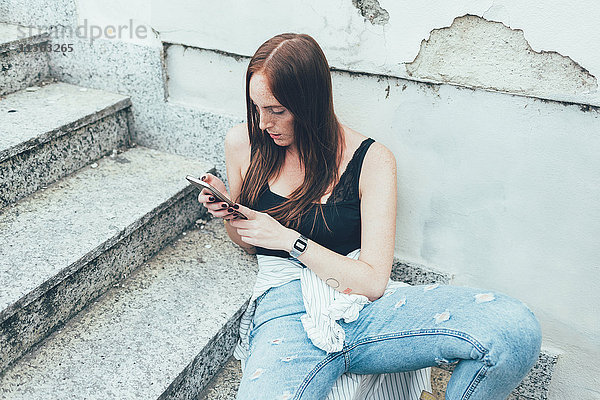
[0,145,211,373]
[0,81,132,208]
[0,22,50,97]
[0,218,258,399]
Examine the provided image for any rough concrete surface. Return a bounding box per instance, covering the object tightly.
[0,22,50,96]
[0,81,131,161]
[0,81,132,207]
[0,219,258,399]
[0,110,131,207]
[406,15,598,98]
[0,22,49,52]
[0,145,210,371]
[392,259,452,286]
[0,0,77,27]
[47,37,240,176]
[199,356,244,400]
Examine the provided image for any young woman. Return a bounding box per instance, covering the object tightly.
[197,33,542,400]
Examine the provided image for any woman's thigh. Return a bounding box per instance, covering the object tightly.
[340,284,541,399]
[236,281,345,400]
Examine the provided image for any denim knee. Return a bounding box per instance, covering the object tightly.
[490,299,542,375]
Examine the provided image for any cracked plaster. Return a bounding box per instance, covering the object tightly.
[406,15,598,98]
[351,0,389,26]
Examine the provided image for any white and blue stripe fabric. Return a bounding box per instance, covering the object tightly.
[233,249,431,399]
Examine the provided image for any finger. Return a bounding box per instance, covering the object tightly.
[200,172,214,183]
[205,203,227,213]
[212,209,234,219]
[228,218,250,228]
[209,202,230,212]
[238,235,254,245]
[232,203,257,220]
[200,173,228,194]
[198,192,216,204]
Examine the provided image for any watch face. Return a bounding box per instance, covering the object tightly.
[294,239,307,252]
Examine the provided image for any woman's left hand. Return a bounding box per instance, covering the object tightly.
[227,204,297,251]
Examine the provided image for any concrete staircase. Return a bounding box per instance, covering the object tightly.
[0,22,258,399]
[0,21,557,399]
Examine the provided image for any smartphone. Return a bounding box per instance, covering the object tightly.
[185,175,247,220]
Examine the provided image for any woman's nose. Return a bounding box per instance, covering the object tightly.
[258,110,271,131]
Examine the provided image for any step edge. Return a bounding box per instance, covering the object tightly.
[160,298,251,400]
[0,95,132,163]
[0,183,195,323]
[0,25,50,53]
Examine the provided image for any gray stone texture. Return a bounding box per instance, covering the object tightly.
[0,146,211,372]
[0,0,77,27]
[0,82,132,207]
[0,81,130,160]
[392,259,453,286]
[47,37,241,177]
[508,350,559,400]
[0,219,258,399]
[199,356,243,400]
[0,22,50,96]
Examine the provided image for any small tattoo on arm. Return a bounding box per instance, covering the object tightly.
[325,278,340,288]
[342,288,352,294]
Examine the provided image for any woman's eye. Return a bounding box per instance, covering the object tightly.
[271,109,285,115]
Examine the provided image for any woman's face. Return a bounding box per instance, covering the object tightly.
[249,73,295,148]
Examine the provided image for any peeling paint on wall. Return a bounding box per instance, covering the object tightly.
[351,0,389,26]
[405,15,598,98]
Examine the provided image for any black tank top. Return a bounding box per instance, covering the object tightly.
[254,138,375,258]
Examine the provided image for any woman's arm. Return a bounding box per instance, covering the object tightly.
[230,142,397,301]
[197,123,255,254]
[223,123,256,254]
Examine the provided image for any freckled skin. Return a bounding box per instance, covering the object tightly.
[248,73,296,149]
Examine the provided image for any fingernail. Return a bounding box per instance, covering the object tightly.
[221,204,228,208]
[233,204,239,209]
[209,196,215,202]
[227,207,233,213]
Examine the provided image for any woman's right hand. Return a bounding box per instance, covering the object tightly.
[196,173,236,220]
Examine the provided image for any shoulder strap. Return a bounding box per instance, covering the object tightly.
[351,138,375,183]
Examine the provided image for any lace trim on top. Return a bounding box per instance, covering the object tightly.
[326,138,374,204]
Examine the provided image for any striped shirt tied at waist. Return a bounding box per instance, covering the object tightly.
[233,249,432,399]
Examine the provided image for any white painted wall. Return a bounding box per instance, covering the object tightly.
[149,0,600,104]
[75,0,600,397]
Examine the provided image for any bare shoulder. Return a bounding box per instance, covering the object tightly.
[364,141,396,169]
[360,140,397,195]
[225,123,251,179]
[225,122,250,154]
[341,125,395,171]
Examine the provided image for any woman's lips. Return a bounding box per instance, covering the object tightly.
[269,132,281,139]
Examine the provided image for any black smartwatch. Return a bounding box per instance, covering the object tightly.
[289,234,308,258]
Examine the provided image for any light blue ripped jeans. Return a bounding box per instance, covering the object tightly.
[236,279,542,400]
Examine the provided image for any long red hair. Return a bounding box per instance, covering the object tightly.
[237,33,344,230]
